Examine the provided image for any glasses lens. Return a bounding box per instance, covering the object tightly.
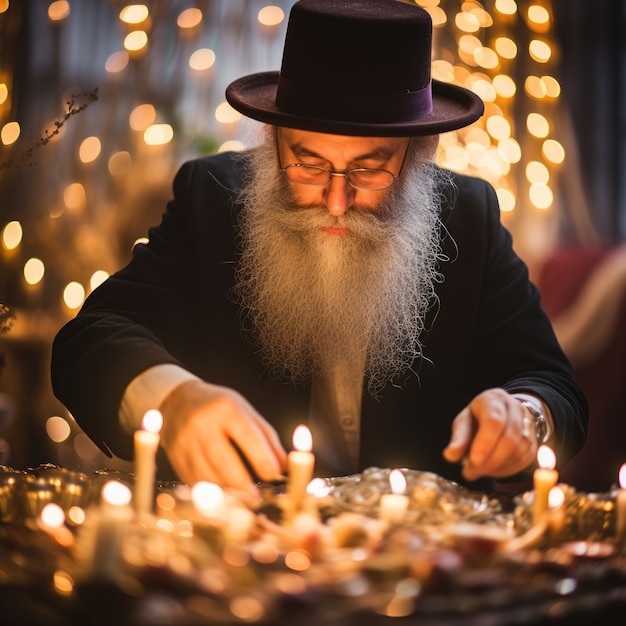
[285,164,329,185]
[347,169,395,190]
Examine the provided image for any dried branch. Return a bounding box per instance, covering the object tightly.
[0,88,99,171]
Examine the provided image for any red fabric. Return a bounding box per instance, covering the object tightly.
[538,245,626,492]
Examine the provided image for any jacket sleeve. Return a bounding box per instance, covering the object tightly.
[51,153,243,460]
[446,172,588,469]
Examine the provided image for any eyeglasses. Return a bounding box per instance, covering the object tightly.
[278,138,410,191]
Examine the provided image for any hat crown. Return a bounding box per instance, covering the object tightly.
[279,0,433,98]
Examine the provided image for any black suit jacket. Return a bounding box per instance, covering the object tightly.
[51,151,587,488]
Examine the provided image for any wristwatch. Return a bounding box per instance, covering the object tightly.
[517,399,549,445]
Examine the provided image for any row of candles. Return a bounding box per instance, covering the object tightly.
[37,409,626,560]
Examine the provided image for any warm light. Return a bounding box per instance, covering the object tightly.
[191,481,225,516]
[48,1,70,21]
[2,220,22,250]
[41,503,65,528]
[542,75,561,98]
[284,550,311,571]
[526,160,550,184]
[144,123,173,145]
[229,596,266,622]
[63,183,86,211]
[108,151,132,175]
[0,0,8,14]
[258,6,285,27]
[528,5,550,25]
[495,0,517,15]
[432,59,455,82]
[124,30,148,52]
[68,506,86,525]
[90,270,109,291]
[102,480,132,506]
[529,39,551,63]
[494,37,517,59]
[142,409,163,433]
[215,101,242,124]
[189,48,216,71]
[0,83,7,104]
[105,51,130,73]
[486,115,511,141]
[548,486,565,509]
[46,415,72,443]
[53,571,74,595]
[129,104,156,131]
[306,477,330,498]
[79,136,101,163]
[24,257,45,285]
[619,464,626,489]
[455,11,480,33]
[498,138,521,163]
[1,121,20,145]
[472,79,496,102]
[492,74,516,98]
[474,47,499,70]
[527,112,550,138]
[177,7,202,29]
[537,445,556,470]
[496,187,516,212]
[529,183,553,209]
[218,140,245,153]
[427,6,447,27]
[292,424,312,452]
[542,139,565,164]
[63,281,86,309]
[525,75,547,99]
[459,34,481,57]
[119,4,149,24]
[389,469,407,495]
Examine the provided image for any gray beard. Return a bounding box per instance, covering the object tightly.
[233,135,447,395]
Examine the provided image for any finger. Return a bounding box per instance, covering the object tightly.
[443,409,475,462]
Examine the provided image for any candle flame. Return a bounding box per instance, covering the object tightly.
[306,477,330,498]
[537,444,556,470]
[292,424,312,452]
[389,469,407,495]
[102,480,132,506]
[548,486,565,509]
[619,463,626,489]
[142,409,163,433]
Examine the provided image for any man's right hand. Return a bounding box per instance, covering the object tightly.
[158,379,288,490]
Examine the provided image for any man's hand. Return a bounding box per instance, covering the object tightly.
[159,379,288,490]
[443,388,537,481]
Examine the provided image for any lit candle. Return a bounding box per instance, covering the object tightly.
[616,463,626,541]
[533,445,558,525]
[134,409,163,516]
[547,486,566,543]
[92,480,133,581]
[287,424,315,513]
[380,469,409,524]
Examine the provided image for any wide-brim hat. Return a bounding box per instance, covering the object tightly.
[226,0,484,137]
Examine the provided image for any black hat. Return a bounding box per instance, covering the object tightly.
[226,0,484,137]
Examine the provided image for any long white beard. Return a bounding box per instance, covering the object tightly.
[234,134,447,395]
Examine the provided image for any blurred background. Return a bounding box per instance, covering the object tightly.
[1,0,625,491]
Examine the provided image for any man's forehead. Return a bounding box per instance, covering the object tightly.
[277,127,409,157]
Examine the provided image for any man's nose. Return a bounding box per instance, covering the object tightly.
[324,173,355,216]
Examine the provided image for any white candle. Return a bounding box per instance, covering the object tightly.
[134,409,163,516]
[380,469,409,523]
[616,463,626,541]
[533,445,558,525]
[92,480,133,581]
[287,424,315,513]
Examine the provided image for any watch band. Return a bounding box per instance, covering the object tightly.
[517,399,549,445]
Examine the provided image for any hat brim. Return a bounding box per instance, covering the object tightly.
[226,71,484,137]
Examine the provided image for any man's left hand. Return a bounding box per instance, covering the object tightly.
[443,388,537,481]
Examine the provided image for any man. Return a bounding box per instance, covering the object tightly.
[51,0,587,492]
